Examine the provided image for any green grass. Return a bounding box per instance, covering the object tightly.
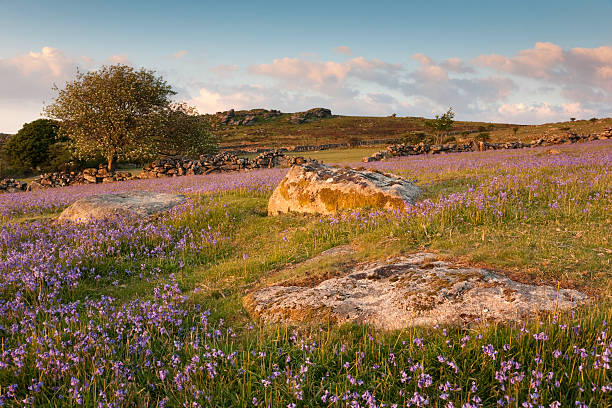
[2,142,611,407]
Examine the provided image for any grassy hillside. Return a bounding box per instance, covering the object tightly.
[210,110,612,149]
[0,140,610,406]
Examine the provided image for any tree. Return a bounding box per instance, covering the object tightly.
[3,119,62,169]
[424,108,455,144]
[45,64,176,171]
[154,103,218,157]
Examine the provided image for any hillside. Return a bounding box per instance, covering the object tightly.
[208,108,612,149]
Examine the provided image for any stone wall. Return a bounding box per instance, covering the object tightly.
[362,130,611,162]
[139,151,317,179]
[0,151,318,193]
[28,167,134,190]
[222,138,402,155]
[2,129,609,193]
[0,178,28,193]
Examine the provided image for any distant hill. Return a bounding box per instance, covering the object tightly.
[206,108,612,149]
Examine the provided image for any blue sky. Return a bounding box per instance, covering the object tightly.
[1,0,611,132]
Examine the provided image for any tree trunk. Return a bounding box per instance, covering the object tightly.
[107,155,116,172]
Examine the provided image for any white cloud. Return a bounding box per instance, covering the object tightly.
[0,46,80,131]
[211,64,238,78]
[334,46,352,56]
[248,56,401,97]
[476,42,612,107]
[494,102,595,124]
[108,54,131,65]
[476,42,564,79]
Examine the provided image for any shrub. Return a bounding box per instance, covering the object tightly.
[424,108,454,144]
[442,135,456,144]
[475,132,490,142]
[3,119,62,169]
[402,132,427,145]
[347,137,361,148]
[45,141,78,172]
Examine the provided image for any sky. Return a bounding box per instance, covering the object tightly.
[1,0,611,133]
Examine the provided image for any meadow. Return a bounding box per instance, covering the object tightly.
[0,140,610,407]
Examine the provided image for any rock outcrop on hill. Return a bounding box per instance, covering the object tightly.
[290,108,332,124]
[244,253,588,329]
[214,109,282,126]
[268,162,421,215]
[213,107,332,126]
[58,192,186,223]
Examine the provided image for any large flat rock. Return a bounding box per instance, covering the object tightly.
[58,191,186,223]
[244,253,588,329]
[268,163,421,215]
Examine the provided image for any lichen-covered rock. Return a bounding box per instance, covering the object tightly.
[58,191,186,223]
[244,253,588,329]
[268,163,421,215]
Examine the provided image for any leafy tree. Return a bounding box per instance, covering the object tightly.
[424,108,455,144]
[475,132,490,142]
[45,64,176,171]
[3,119,62,169]
[154,103,218,157]
[47,141,77,172]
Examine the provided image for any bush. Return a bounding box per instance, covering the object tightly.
[589,117,598,122]
[4,119,63,170]
[475,132,490,142]
[45,142,78,172]
[402,132,428,145]
[442,135,456,143]
[347,137,361,148]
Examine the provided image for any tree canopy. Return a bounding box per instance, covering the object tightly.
[45,64,211,171]
[3,119,62,169]
[424,107,455,144]
[156,103,218,157]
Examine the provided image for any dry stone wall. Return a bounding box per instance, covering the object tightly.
[0,178,28,193]
[139,151,317,179]
[0,151,317,193]
[362,130,611,162]
[28,167,133,190]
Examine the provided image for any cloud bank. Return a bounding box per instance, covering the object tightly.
[189,42,611,124]
[1,42,611,132]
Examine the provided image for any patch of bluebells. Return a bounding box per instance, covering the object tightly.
[320,140,612,237]
[0,143,609,406]
[0,168,286,219]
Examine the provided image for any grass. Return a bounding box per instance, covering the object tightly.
[213,112,611,149]
[0,141,610,407]
[286,147,383,164]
